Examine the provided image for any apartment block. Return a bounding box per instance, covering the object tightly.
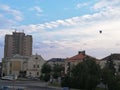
[4,31,32,58]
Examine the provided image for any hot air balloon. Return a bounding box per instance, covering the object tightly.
[99,30,102,34]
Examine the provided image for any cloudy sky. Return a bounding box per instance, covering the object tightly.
[0,0,120,60]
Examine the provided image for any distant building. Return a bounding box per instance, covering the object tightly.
[65,51,98,74]
[100,53,120,74]
[26,54,45,77]
[4,31,32,58]
[46,58,65,67]
[2,54,45,77]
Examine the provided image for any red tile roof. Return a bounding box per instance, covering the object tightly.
[67,53,85,61]
[67,51,97,62]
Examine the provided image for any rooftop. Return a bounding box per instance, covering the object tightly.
[67,51,97,61]
[102,53,120,60]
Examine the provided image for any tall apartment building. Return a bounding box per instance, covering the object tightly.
[4,31,32,58]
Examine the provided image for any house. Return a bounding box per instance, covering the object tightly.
[2,54,45,78]
[65,51,98,74]
[26,54,45,77]
[2,54,28,77]
[100,53,120,74]
[46,58,65,67]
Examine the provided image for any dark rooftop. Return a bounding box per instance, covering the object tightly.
[47,58,65,62]
[102,54,120,60]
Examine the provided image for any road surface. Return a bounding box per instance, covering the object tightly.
[0,80,61,90]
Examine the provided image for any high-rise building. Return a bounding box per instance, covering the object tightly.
[4,31,32,58]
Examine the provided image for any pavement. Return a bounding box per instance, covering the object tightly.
[0,79,79,90]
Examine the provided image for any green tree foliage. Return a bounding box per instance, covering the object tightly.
[101,59,120,90]
[41,63,51,81]
[41,63,51,74]
[52,64,64,79]
[71,58,101,90]
[115,75,120,90]
[61,75,70,87]
[101,67,115,90]
[106,59,115,75]
[19,71,26,77]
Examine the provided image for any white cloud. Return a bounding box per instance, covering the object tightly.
[0,4,23,29]
[93,0,120,10]
[29,6,43,16]
[31,6,42,13]
[18,2,120,34]
[75,2,89,9]
[0,4,23,21]
[1,0,120,60]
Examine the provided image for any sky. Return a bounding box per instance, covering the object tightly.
[0,0,120,60]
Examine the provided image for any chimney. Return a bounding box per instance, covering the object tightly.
[78,51,85,55]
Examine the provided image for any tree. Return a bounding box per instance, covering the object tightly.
[101,58,120,90]
[52,64,64,79]
[115,75,120,90]
[41,63,51,74]
[41,63,51,81]
[106,59,115,75]
[101,67,115,90]
[19,71,26,77]
[71,58,101,90]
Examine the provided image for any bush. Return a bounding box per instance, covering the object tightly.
[43,74,50,82]
[61,75,70,87]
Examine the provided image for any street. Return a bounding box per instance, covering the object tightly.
[0,80,61,90]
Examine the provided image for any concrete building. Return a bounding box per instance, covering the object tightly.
[2,54,45,78]
[26,54,45,77]
[46,58,65,67]
[99,54,120,74]
[4,31,32,58]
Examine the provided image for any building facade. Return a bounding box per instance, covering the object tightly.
[65,51,99,74]
[2,54,45,77]
[26,54,45,77]
[99,54,120,74]
[4,31,32,58]
[46,58,65,67]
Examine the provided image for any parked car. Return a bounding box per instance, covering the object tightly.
[1,75,17,80]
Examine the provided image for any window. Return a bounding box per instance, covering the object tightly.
[37,65,39,68]
[35,57,38,59]
[9,70,12,74]
[29,72,31,76]
[37,72,39,75]
[33,65,35,68]
[10,63,12,67]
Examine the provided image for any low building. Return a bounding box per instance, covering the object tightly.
[65,51,98,74]
[47,58,65,67]
[100,53,120,74]
[26,54,45,77]
[2,54,45,78]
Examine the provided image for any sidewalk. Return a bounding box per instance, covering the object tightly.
[16,79,79,90]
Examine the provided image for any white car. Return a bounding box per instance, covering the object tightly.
[2,75,17,80]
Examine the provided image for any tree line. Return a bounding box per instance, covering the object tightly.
[41,57,120,90]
